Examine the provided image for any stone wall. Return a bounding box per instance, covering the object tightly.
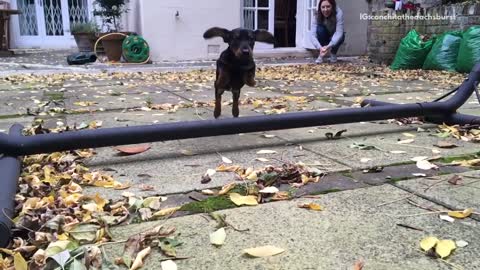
[368,2,480,64]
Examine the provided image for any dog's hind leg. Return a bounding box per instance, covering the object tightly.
[232,90,240,118]
[245,69,256,87]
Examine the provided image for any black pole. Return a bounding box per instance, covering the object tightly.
[0,124,23,247]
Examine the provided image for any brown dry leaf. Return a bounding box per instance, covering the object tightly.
[218,182,237,195]
[243,245,285,257]
[448,208,474,219]
[447,175,463,185]
[298,203,323,211]
[434,141,458,149]
[271,191,290,201]
[216,164,241,173]
[130,246,151,270]
[152,207,181,217]
[114,144,151,155]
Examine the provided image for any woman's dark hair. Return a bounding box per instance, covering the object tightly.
[317,0,337,22]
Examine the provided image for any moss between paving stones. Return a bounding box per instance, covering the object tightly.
[180,196,237,213]
[437,152,480,164]
[45,92,64,101]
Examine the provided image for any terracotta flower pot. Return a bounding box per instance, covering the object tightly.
[72,33,97,52]
[99,33,126,62]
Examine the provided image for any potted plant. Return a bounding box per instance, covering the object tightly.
[71,20,100,52]
[94,0,131,61]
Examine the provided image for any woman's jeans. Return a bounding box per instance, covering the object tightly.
[316,24,345,54]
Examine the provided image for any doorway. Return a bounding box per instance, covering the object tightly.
[10,0,92,49]
[274,0,296,48]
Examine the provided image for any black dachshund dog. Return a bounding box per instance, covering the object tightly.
[203,27,275,118]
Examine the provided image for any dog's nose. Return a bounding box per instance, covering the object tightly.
[241,48,250,55]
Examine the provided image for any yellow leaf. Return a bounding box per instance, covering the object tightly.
[420,236,439,251]
[152,207,181,217]
[298,203,323,211]
[14,253,28,270]
[243,245,285,257]
[57,234,69,241]
[448,208,473,219]
[218,182,237,195]
[246,172,258,181]
[435,240,456,258]
[216,164,241,172]
[82,202,99,212]
[229,193,258,206]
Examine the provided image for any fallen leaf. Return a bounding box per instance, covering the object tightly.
[447,175,463,185]
[255,158,270,162]
[257,150,277,154]
[416,160,438,170]
[130,246,151,270]
[14,252,28,270]
[448,208,473,219]
[259,186,279,194]
[201,189,215,195]
[298,203,323,211]
[439,215,455,223]
[49,250,70,269]
[420,236,439,252]
[68,224,100,243]
[402,133,416,137]
[412,173,427,177]
[456,240,468,248]
[411,156,428,162]
[229,193,258,206]
[221,156,233,164]
[435,239,456,258]
[434,141,458,149]
[271,191,290,201]
[153,207,181,217]
[397,139,414,144]
[243,245,285,257]
[210,228,226,246]
[360,158,372,163]
[114,144,151,155]
[218,182,237,195]
[161,260,177,270]
[180,149,196,156]
[390,150,406,154]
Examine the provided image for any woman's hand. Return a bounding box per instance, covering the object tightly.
[320,45,331,57]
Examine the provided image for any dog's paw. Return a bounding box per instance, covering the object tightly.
[214,108,221,119]
[232,107,239,118]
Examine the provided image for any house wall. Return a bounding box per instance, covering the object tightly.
[336,0,369,56]
[138,0,241,61]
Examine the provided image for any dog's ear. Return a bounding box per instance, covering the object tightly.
[203,27,231,43]
[254,30,275,44]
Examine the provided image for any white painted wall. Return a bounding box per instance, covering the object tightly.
[139,0,241,61]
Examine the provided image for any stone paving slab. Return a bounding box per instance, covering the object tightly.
[0,89,43,115]
[0,117,34,133]
[350,163,470,186]
[395,170,480,220]
[267,121,480,170]
[103,184,480,270]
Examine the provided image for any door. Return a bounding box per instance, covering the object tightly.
[241,0,274,50]
[302,0,318,49]
[10,0,92,49]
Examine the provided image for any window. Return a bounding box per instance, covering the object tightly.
[306,0,318,31]
[242,0,270,30]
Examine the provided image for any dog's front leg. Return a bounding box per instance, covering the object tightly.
[245,69,256,87]
[232,90,240,117]
[214,87,225,118]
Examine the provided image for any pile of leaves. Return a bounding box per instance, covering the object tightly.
[0,124,184,269]
[436,124,480,142]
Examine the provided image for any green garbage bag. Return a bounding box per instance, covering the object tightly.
[457,26,480,73]
[390,29,435,70]
[423,31,462,71]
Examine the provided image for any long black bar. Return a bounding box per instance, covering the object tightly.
[0,124,23,247]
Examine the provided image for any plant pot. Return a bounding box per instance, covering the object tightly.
[99,33,128,62]
[72,33,97,52]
